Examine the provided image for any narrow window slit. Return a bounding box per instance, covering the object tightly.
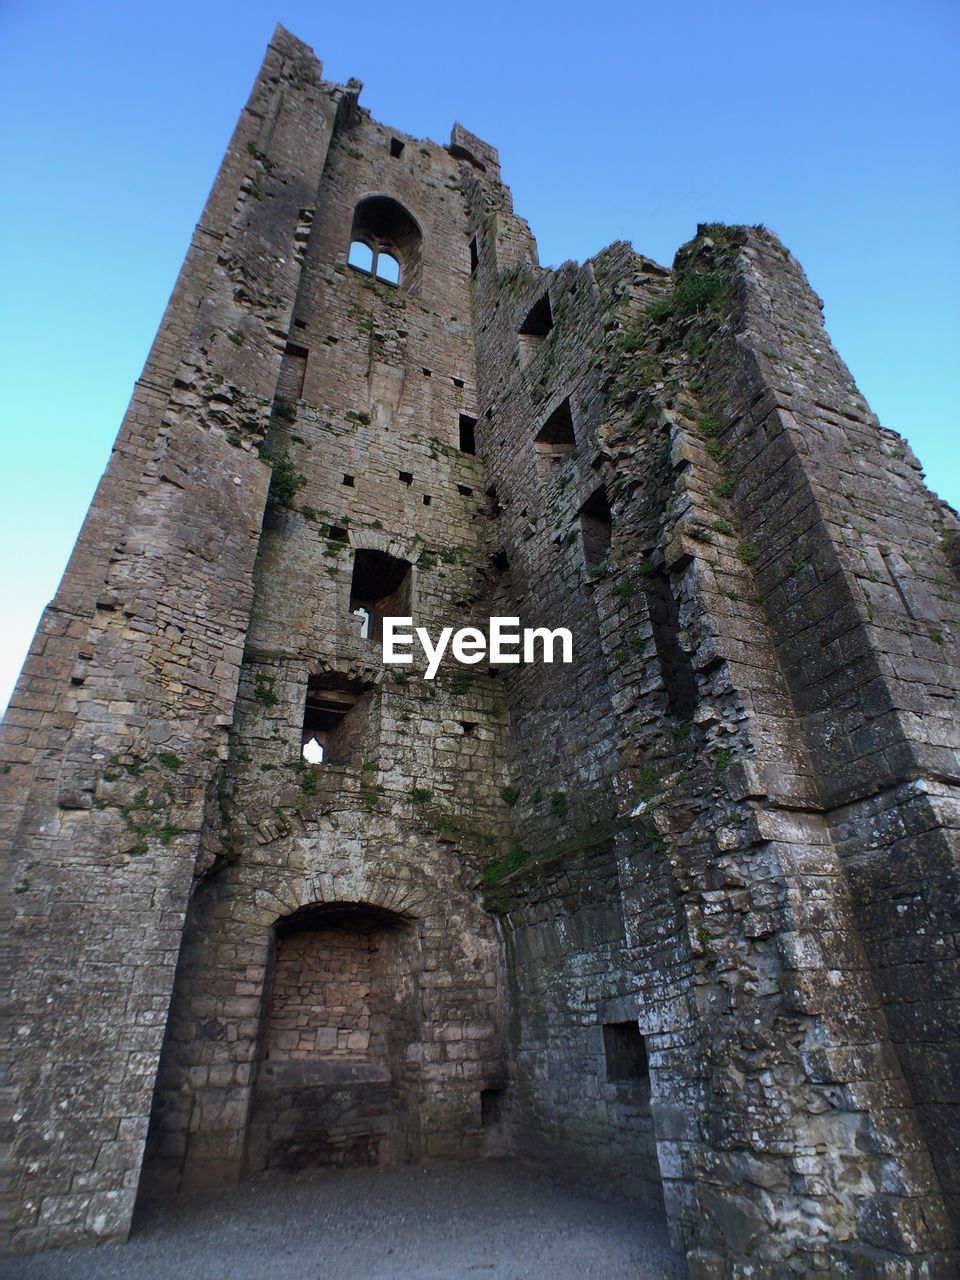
[643,566,699,719]
[578,487,611,569]
[458,414,477,455]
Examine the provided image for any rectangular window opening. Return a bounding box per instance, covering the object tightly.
[480,1088,504,1127]
[422,494,432,506]
[349,549,412,645]
[302,674,373,767]
[457,484,473,497]
[342,474,355,487]
[578,486,612,569]
[422,367,432,378]
[458,414,477,455]
[327,525,348,542]
[603,1022,649,1083]
[390,137,405,158]
[452,376,465,389]
[469,237,479,274]
[459,720,478,736]
[399,470,413,485]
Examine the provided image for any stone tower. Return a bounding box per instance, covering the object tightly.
[3,26,959,1275]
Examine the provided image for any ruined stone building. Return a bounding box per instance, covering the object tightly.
[4,25,960,1276]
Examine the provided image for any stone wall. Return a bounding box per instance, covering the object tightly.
[3,24,958,1276]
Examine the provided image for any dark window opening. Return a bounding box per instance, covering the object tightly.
[293,318,306,330]
[452,376,465,388]
[327,525,348,542]
[422,367,432,378]
[518,294,553,365]
[457,484,473,497]
[422,495,432,506]
[644,567,699,719]
[490,549,509,573]
[399,471,413,485]
[603,1022,649,1082]
[481,1088,504,1127]
[326,335,339,345]
[278,342,308,401]
[349,549,412,645]
[301,673,373,767]
[389,137,405,158]
[459,414,477,455]
[469,237,479,274]
[348,196,422,294]
[534,398,576,481]
[486,486,503,516]
[459,720,478,736]
[579,487,612,569]
[342,474,355,487]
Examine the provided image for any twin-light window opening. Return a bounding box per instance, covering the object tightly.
[347,240,401,286]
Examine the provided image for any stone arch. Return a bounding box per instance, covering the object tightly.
[348,195,423,295]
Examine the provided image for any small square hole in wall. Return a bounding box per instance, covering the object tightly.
[459,720,478,736]
[603,1021,649,1082]
[325,335,339,345]
[327,525,348,542]
[469,237,479,273]
[457,484,473,497]
[293,318,306,329]
[399,471,413,485]
[390,137,405,158]
[342,474,355,487]
[452,376,465,388]
[422,495,432,506]
[422,367,432,377]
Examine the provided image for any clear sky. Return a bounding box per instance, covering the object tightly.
[1,0,958,712]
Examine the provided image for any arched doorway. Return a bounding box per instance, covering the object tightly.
[244,902,421,1174]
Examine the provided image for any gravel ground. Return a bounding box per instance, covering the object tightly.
[8,1161,687,1279]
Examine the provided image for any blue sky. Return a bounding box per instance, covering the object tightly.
[1,0,958,711]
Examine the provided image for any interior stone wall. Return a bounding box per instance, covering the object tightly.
[245,908,422,1173]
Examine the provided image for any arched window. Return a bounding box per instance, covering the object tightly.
[348,240,374,273]
[347,196,422,294]
[375,251,400,285]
